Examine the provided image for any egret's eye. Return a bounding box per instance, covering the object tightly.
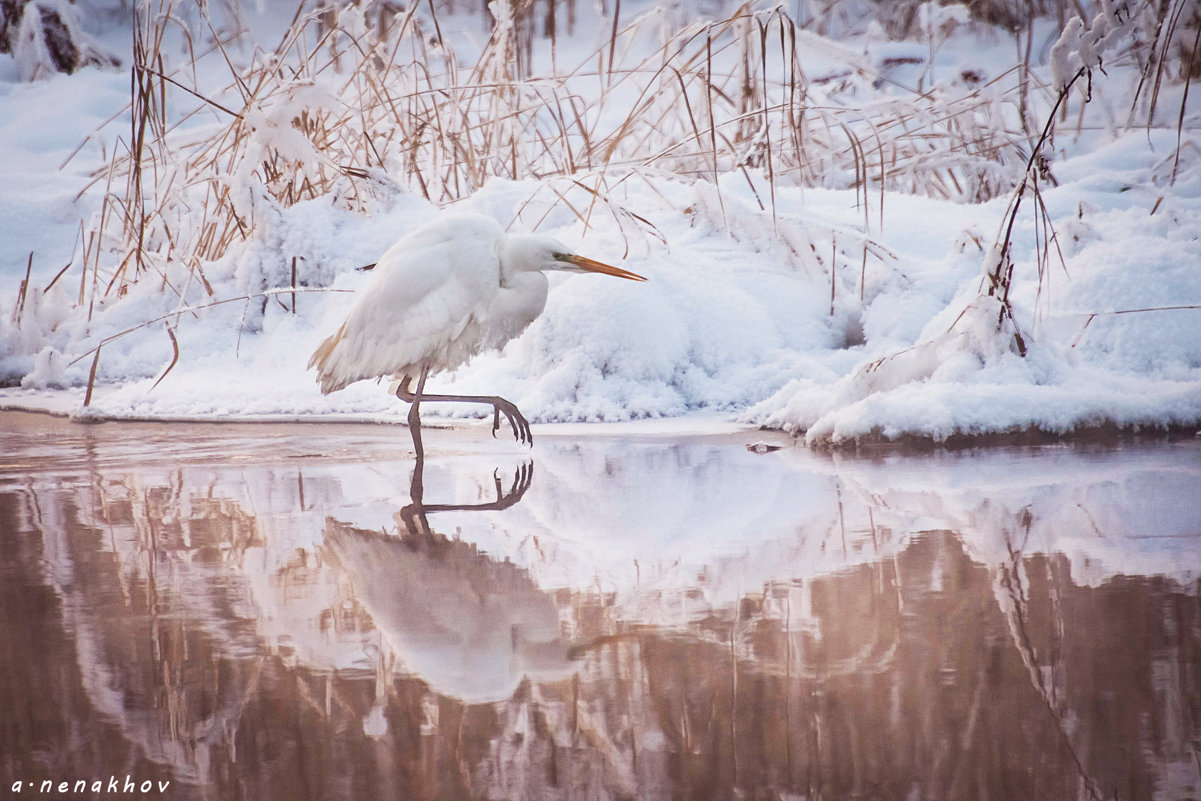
[552,252,571,262]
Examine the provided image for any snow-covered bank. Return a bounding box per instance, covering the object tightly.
[1,0,1198,446]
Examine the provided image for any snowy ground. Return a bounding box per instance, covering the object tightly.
[0,0,1198,445]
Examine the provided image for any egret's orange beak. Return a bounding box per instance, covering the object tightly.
[559,253,647,281]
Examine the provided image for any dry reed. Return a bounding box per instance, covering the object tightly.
[30,0,1195,402]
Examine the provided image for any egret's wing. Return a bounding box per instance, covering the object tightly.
[311,215,503,392]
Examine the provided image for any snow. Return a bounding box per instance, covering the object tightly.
[0,0,1198,446]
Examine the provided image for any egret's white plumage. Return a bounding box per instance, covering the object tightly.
[309,213,645,442]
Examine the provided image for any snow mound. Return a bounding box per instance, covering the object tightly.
[0,0,1198,445]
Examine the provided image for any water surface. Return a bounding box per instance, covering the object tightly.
[1,413,1199,800]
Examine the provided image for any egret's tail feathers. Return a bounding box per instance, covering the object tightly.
[308,323,352,395]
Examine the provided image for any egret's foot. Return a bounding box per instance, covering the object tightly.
[491,397,532,445]
[491,462,533,509]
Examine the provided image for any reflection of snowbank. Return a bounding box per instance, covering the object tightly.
[52,426,1195,650]
[423,436,1201,619]
[5,418,1201,799]
[22,421,1201,676]
[9,421,1200,691]
[817,443,1201,588]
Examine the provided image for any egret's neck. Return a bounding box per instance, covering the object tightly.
[499,235,558,286]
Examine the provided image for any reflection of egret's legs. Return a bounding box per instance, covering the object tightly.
[404,422,431,535]
[398,457,534,539]
[421,463,534,514]
[399,499,433,538]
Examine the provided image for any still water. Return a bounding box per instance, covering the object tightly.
[1,412,1199,800]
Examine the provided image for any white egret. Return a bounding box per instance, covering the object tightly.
[309,213,647,443]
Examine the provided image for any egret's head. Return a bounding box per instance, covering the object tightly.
[551,250,647,281]
[507,235,647,281]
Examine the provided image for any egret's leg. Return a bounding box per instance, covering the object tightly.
[422,393,532,444]
[394,368,531,445]
[411,369,430,429]
[395,370,431,425]
[396,368,430,455]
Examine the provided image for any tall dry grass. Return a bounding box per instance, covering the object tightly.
[70,0,1039,313]
[31,0,1197,399]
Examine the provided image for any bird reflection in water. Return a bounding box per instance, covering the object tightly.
[323,422,573,709]
[400,418,532,536]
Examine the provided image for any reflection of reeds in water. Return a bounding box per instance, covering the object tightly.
[4,459,1200,801]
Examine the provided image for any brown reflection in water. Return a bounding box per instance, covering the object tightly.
[621,533,1201,801]
[1,460,1199,800]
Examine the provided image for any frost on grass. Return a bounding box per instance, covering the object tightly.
[4,0,119,79]
[750,124,1201,445]
[0,0,1198,443]
[746,3,1201,446]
